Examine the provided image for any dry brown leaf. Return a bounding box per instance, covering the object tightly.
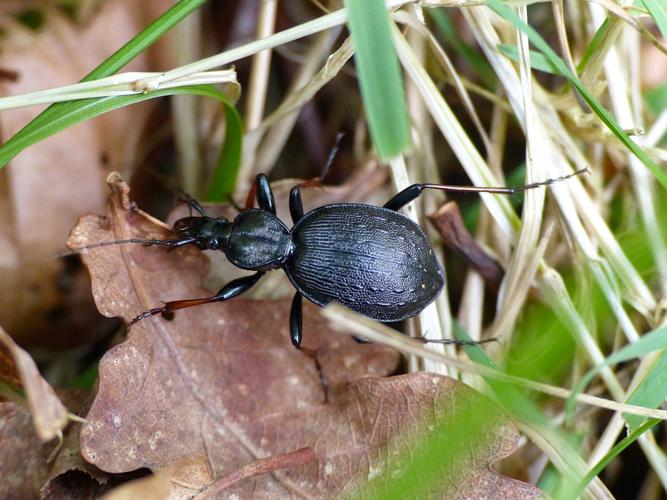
[0,325,68,440]
[69,174,542,498]
[0,0,170,348]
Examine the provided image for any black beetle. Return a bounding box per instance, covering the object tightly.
[83,170,585,347]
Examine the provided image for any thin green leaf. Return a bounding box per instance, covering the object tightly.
[205,104,244,202]
[641,0,667,45]
[486,0,667,192]
[343,0,411,159]
[0,0,206,169]
[577,17,611,73]
[0,85,238,169]
[497,43,561,74]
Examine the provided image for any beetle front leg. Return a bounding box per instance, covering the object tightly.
[175,188,208,217]
[245,174,276,215]
[129,272,264,326]
[289,291,303,348]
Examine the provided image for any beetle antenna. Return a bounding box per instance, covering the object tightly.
[320,132,345,184]
[56,237,195,258]
[421,168,589,195]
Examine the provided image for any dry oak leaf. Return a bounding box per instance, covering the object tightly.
[0,326,67,441]
[69,174,541,498]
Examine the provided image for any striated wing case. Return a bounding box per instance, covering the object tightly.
[284,204,444,321]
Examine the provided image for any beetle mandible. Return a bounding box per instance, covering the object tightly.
[90,169,584,348]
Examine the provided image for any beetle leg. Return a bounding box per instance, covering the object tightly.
[383,184,425,211]
[245,174,277,214]
[384,169,588,211]
[255,174,277,215]
[289,292,303,348]
[289,186,304,224]
[129,272,264,326]
[175,189,208,217]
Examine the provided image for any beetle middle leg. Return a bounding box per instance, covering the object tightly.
[129,272,264,326]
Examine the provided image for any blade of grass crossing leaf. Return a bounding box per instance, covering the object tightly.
[422,323,585,496]
[0,0,206,169]
[205,104,243,202]
[486,0,667,192]
[343,0,411,159]
[641,0,667,44]
[0,86,240,172]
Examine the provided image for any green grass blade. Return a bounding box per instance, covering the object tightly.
[0,85,241,178]
[577,17,611,73]
[486,0,667,192]
[205,104,244,202]
[0,0,206,169]
[641,0,667,45]
[343,0,411,159]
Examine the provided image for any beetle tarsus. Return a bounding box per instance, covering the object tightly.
[413,336,499,346]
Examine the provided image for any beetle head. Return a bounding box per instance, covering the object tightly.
[173,216,231,251]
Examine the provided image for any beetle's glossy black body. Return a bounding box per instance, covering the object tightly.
[129,173,445,347]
